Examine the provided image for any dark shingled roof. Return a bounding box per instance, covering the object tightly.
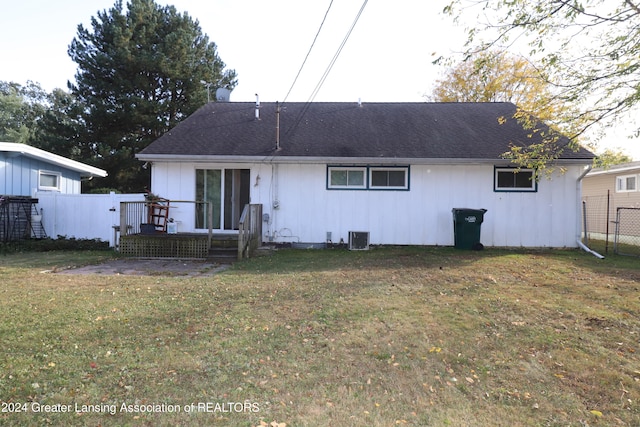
[139,102,594,161]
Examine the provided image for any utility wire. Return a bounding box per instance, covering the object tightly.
[306,0,368,104]
[282,0,335,104]
[285,0,369,138]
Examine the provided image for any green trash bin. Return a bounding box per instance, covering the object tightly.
[452,208,487,250]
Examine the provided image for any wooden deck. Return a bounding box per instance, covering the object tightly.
[120,233,238,260]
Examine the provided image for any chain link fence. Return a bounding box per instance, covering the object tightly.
[613,208,640,256]
[582,191,640,257]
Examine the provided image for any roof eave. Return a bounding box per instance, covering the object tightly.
[136,153,592,166]
[0,142,108,178]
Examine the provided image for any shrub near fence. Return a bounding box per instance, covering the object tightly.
[35,192,146,247]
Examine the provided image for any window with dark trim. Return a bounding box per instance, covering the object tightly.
[327,166,367,189]
[369,167,409,190]
[327,165,409,190]
[494,167,536,192]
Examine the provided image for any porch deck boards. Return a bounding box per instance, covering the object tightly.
[120,233,238,259]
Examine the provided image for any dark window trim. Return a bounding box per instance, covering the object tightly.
[326,165,410,191]
[493,166,537,192]
[326,165,368,190]
[368,166,410,191]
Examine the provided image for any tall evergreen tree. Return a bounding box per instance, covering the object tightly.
[68,0,237,192]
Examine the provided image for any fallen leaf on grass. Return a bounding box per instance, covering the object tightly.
[590,410,603,417]
[256,421,287,427]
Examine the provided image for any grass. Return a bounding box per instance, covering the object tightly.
[0,246,639,426]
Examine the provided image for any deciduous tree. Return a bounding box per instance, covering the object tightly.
[0,81,46,144]
[441,0,639,164]
[429,51,590,172]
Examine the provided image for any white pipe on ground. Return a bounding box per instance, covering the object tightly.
[577,239,605,259]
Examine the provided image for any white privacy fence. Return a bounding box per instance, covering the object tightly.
[35,192,146,247]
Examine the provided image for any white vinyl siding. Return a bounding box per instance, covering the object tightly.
[151,161,585,248]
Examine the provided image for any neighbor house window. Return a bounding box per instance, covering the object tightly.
[38,171,61,191]
[327,166,366,189]
[494,167,537,192]
[369,167,409,190]
[616,174,637,192]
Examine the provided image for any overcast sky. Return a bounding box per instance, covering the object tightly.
[0,0,637,158]
[0,0,461,102]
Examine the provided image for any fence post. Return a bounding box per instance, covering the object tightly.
[605,189,610,254]
[613,208,620,255]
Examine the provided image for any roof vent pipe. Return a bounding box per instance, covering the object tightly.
[255,94,260,120]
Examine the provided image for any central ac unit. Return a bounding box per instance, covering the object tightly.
[349,231,370,250]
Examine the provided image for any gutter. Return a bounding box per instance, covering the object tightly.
[576,164,605,259]
[135,153,593,166]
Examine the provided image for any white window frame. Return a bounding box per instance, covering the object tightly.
[494,167,537,192]
[368,167,409,190]
[616,174,637,193]
[38,170,61,191]
[327,166,367,190]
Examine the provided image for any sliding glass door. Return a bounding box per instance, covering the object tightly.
[195,168,250,230]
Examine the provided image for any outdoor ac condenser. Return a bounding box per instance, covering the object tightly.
[349,231,370,250]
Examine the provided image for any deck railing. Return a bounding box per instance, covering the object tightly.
[238,204,263,260]
[119,200,213,248]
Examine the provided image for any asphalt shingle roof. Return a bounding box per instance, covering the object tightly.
[139,102,594,161]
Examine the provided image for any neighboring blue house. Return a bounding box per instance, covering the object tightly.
[0,142,107,196]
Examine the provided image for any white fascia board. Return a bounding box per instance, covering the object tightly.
[0,142,107,177]
[136,153,592,167]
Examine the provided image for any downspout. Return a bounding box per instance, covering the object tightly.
[576,164,605,258]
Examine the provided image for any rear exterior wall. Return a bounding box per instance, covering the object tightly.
[150,161,586,248]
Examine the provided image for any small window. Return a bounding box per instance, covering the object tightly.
[38,171,61,191]
[369,167,409,190]
[616,175,637,192]
[494,167,536,192]
[328,167,366,189]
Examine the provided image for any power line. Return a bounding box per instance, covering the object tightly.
[306,0,368,104]
[282,0,335,104]
[285,0,369,138]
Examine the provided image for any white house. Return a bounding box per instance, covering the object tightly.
[136,102,594,248]
[0,142,107,196]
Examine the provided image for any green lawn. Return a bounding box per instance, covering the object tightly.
[1,247,639,426]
